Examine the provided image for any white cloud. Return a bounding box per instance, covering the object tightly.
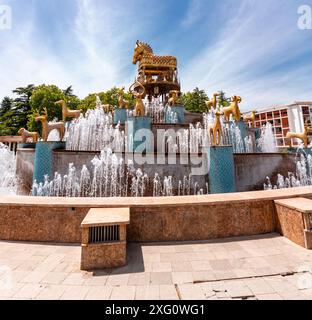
[181,0,312,110]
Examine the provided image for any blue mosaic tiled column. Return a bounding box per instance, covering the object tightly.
[165,105,185,124]
[204,146,236,194]
[33,141,65,184]
[114,108,128,125]
[126,117,153,153]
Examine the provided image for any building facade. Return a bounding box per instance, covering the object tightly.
[250,102,312,147]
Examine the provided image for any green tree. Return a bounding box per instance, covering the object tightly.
[217,90,230,110]
[180,87,208,113]
[11,84,36,132]
[0,97,16,135]
[79,87,135,113]
[28,84,81,132]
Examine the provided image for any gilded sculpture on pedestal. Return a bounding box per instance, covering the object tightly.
[133,40,180,98]
[243,111,257,128]
[129,81,146,117]
[222,95,242,122]
[55,100,81,122]
[18,128,39,143]
[205,93,220,111]
[114,87,130,109]
[286,122,312,148]
[168,90,180,106]
[35,108,65,142]
[207,111,222,146]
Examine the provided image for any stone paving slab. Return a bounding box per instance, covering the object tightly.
[0,233,312,300]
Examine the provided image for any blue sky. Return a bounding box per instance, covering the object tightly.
[0,0,311,110]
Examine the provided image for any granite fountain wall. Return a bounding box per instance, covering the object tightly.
[15,148,300,195]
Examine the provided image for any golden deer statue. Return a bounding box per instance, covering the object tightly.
[18,128,39,143]
[115,87,130,109]
[168,90,180,106]
[222,95,242,122]
[55,100,81,122]
[243,111,257,128]
[207,111,222,146]
[35,108,65,142]
[129,82,146,117]
[205,93,220,110]
[286,123,312,148]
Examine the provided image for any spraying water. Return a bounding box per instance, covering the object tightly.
[0,143,17,195]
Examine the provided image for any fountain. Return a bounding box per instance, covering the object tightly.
[0,143,17,195]
[3,40,311,199]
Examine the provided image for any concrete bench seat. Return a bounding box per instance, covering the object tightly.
[81,208,130,271]
[275,198,312,249]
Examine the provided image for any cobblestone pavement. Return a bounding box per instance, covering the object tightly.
[0,233,312,300]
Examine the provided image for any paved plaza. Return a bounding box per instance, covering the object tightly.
[0,233,312,300]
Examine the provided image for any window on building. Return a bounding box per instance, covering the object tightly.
[281,109,288,117]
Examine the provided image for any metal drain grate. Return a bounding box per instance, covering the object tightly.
[88,225,120,243]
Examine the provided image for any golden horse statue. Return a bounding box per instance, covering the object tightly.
[55,100,81,122]
[205,93,220,110]
[222,96,242,122]
[168,90,180,106]
[207,111,222,146]
[18,128,39,143]
[133,40,177,69]
[243,111,257,128]
[286,123,312,148]
[35,108,65,142]
[129,82,146,117]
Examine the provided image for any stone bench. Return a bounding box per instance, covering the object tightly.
[80,208,130,271]
[275,198,312,249]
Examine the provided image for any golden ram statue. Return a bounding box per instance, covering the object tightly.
[243,111,257,128]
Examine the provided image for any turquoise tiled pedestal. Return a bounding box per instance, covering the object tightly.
[33,142,65,184]
[205,146,236,194]
[114,108,128,125]
[126,117,153,153]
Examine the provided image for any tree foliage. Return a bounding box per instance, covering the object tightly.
[180,87,208,113]
[28,85,80,132]
[79,87,135,113]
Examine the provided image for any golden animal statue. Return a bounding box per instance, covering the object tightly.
[286,122,312,148]
[18,128,39,143]
[35,108,65,142]
[133,40,177,70]
[222,96,242,122]
[55,100,81,122]
[129,82,146,117]
[243,111,257,128]
[102,104,114,113]
[207,111,222,146]
[115,87,130,109]
[132,41,179,99]
[168,90,180,106]
[205,93,220,110]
